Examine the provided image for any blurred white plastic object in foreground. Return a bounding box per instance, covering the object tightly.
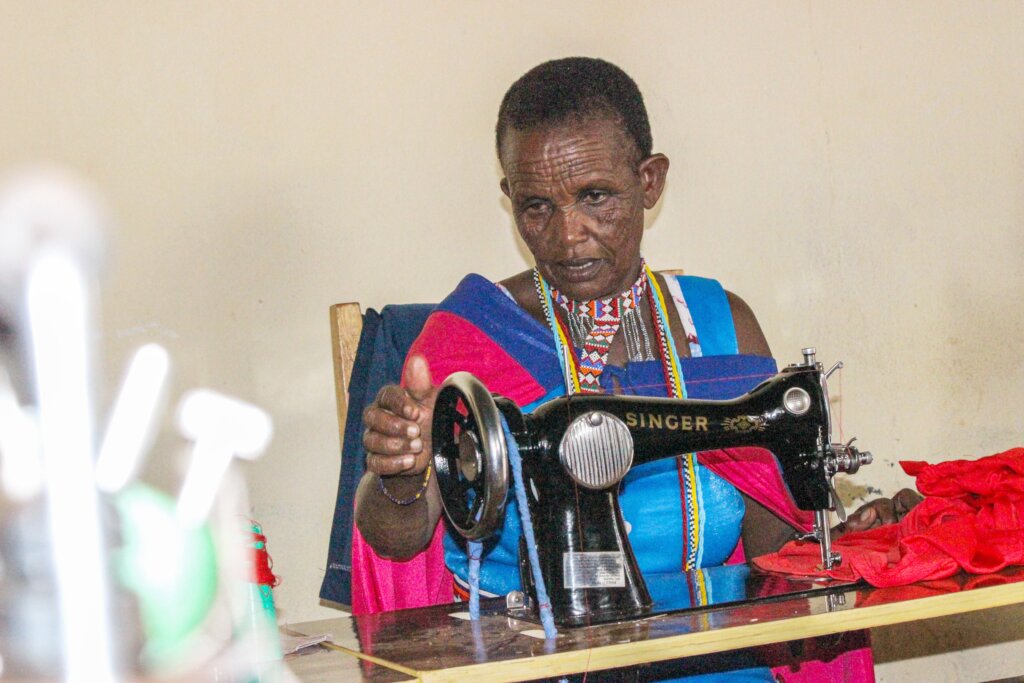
[0,167,105,506]
[0,167,105,319]
[18,167,116,683]
[0,366,41,502]
[95,343,171,493]
[176,389,273,527]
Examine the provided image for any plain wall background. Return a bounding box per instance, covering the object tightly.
[2,2,1023,681]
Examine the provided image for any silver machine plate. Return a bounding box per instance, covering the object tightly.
[563,551,626,588]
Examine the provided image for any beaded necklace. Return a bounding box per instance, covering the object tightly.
[532,260,701,571]
[533,261,688,399]
[549,269,646,394]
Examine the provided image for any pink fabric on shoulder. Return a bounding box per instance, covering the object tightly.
[409,310,549,404]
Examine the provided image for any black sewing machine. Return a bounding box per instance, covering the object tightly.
[431,348,871,627]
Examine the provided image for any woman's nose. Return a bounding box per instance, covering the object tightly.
[551,206,590,245]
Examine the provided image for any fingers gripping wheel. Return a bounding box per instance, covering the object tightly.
[431,372,509,540]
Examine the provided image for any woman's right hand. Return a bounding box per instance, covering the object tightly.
[355,354,443,557]
[362,354,437,477]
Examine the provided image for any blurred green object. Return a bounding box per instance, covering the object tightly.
[115,484,218,663]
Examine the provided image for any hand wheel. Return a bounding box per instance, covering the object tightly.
[431,372,509,540]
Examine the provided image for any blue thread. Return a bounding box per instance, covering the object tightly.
[467,539,482,620]
[462,413,558,640]
[502,414,558,640]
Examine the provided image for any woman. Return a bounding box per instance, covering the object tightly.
[354,57,908,681]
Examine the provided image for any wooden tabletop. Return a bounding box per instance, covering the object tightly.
[289,567,1024,683]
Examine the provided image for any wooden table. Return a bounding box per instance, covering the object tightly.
[288,567,1024,682]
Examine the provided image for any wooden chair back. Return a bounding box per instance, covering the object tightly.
[329,302,364,453]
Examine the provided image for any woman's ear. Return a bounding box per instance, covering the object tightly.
[638,154,670,209]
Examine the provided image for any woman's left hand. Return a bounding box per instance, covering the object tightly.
[833,488,923,536]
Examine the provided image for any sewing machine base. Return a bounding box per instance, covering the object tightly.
[504,563,861,628]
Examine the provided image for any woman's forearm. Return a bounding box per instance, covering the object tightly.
[354,472,444,560]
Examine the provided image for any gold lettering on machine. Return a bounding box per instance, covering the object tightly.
[625,412,709,431]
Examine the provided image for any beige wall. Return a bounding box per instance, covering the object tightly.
[3,2,1023,681]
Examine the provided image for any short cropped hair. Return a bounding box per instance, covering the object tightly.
[496,57,653,163]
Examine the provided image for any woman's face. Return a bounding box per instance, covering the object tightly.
[500,115,668,300]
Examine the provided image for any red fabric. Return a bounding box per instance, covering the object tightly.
[754,447,1024,586]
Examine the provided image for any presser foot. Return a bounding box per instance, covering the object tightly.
[806,440,871,572]
[794,509,842,571]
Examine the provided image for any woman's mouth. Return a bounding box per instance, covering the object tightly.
[554,258,604,282]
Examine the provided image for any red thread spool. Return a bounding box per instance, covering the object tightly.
[250,529,279,587]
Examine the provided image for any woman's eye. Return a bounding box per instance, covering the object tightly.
[523,201,550,217]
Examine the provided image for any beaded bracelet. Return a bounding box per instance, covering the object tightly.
[378,463,432,506]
